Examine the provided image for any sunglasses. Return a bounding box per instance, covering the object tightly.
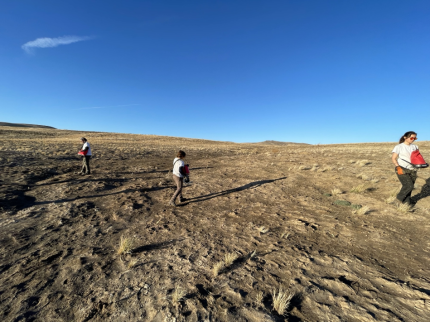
[409,137,417,140]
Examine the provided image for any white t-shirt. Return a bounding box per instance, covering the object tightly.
[172,157,184,177]
[392,143,418,170]
[82,142,92,156]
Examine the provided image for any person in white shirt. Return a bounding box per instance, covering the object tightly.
[391,131,418,205]
[169,150,187,206]
[79,137,92,175]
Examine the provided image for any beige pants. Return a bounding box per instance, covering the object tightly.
[170,175,183,202]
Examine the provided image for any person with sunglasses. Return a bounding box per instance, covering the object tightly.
[391,131,419,205]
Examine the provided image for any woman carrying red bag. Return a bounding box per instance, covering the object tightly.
[391,131,420,205]
[78,137,92,175]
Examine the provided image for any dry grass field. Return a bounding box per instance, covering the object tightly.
[1,126,430,322]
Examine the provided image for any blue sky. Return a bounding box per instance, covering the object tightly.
[1,0,429,144]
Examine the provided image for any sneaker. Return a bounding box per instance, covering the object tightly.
[169,200,176,207]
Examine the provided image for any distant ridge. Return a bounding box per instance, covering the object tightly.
[0,122,56,129]
[256,140,310,145]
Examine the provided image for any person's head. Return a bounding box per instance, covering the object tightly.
[80,137,87,143]
[176,150,186,159]
[399,131,417,144]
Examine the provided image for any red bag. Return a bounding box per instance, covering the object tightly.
[410,150,428,168]
[78,150,88,156]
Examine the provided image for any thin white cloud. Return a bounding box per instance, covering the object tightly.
[22,35,91,53]
[74,104,141,111]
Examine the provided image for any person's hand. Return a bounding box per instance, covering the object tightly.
[395,166,404,175]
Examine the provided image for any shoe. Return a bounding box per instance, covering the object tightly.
[179,197,187,203]
[169,201,176,207]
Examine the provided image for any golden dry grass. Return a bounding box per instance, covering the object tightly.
[272,288,293,316]
[117,236,134,256]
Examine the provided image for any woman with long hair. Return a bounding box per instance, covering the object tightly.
[391,131,418,205]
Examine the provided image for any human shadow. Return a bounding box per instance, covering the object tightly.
[181,177,286,205]
[132,238,185,254]
[411,177,430,204]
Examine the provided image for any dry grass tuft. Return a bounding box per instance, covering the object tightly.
[255,291,264,305]
[385,196,396,204]
[352,205,370,215]
[117,236,134,256]
[212,261,224,277]
[224,252,238,266]
[127,258,138,269]
[171,285,187,303]
[350,184,367,194]
[397,203,413,213]
[272,288,293,316]
[331,188,343,195]
[257,226,269,234]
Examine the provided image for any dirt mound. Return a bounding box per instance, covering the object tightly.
[1,128,429,321]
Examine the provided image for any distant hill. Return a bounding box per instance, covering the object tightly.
[255,140,310,145]
[0,122,56,129]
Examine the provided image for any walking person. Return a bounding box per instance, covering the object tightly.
[169,150,188,206]
[391,131,419,205]
[78,137,92,175]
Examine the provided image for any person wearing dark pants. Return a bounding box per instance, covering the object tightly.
[169,150,188,206]
[395,168,417,204]
[79,137,92,175]
[392,131,419,205]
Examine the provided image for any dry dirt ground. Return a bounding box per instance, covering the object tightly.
[1,127,430,322]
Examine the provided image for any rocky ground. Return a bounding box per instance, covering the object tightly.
[1,126,430,321]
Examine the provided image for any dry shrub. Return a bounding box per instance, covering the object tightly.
[349,160,356,164]
[371,178,379,183]
[299,165,311,170]
[224,252,238,266]
[272,288,293,316]
[117,236,134,256]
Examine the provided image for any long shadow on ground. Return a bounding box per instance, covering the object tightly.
[182,177,287,205]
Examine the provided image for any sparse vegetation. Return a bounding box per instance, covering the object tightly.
[117,236,134,256]
[331,188,343,195]
[224,252,238,266]
[257,226,269,234]
[255,291,264,305]
[272,288,293,316]
[350,184,367,194]
[212,261,224,277]
[397,203,413,213]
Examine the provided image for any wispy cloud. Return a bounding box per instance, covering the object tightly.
[74,104,141,111]
[22,35,91,53]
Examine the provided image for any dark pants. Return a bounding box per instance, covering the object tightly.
[171,175,183,202]
[81,156,91,174]
[396,167,417,204]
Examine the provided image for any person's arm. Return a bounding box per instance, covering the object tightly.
[392,153,399,167]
